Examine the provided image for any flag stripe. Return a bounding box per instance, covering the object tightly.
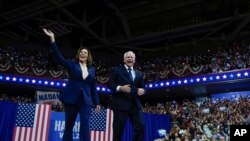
[107,109,113,141]
[106,110,109,141]
[12,104,51,141]
[100,132,103,141]
[42,105,49,141]
[16,128,19,141]
[31,105,39,141]
[105,110,109,141]
[96,131,99,141]
[40,105,44,141]
[20,128,25,141]
[91,131,94,141]
[26,128,31,141]
[46,105,51,141]
[36,105,42,141]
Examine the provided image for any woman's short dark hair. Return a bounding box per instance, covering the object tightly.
[75,46,93,66]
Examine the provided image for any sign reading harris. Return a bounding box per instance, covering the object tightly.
[230,125,250,140]
[49,112,80,141]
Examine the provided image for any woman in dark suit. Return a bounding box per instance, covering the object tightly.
[43,28,100,141]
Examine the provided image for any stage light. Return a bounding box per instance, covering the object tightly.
[172,81,175,85]
[149,84,153,88]
[160,82,164,86]
[97,87,100,91]
[190,79,194,83]
[19,78,23,82]
[1,69,250,93]
[102,87,106,91]
[222,75,227,79]
[25,79,30,83]
[196,78,200,82]
[12,77,17,81]
[177,80,181,84]
[244,72,248,76]
[237,73,241,77]
[6,76,10,81]
[216,75,220,79]
[209,76,213,80]
[202,77,207,81]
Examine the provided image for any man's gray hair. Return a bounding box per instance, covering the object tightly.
[123,51,135,59]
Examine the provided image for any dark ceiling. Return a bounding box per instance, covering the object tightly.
[1,0,250,58]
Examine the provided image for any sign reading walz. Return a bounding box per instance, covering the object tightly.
[230,125,250,140]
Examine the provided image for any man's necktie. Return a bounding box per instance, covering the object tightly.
[128,67,133,82]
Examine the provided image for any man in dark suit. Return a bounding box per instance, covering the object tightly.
[108,51,146,141]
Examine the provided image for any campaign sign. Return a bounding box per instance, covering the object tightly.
[49,112,80,141]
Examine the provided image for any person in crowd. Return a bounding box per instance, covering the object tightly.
[43,28,101,141]
[108,51,146,141]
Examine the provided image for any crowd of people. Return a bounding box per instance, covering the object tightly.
[140,41,250,82]
[1,40,250,141]
[1,40,250,83]
[0,93,33,103]
[1,93,250,141]
[150,96,250,141]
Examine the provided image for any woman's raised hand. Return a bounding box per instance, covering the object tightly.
[43,28,55,43]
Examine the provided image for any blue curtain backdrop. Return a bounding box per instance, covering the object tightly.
[0,101,18,141]
[122,113,171,141]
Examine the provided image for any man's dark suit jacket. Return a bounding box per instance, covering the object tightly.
[51,42,99,105]
[108,65,146,110]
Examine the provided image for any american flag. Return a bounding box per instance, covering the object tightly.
[12,103,51,141]
[90,108,113,141]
